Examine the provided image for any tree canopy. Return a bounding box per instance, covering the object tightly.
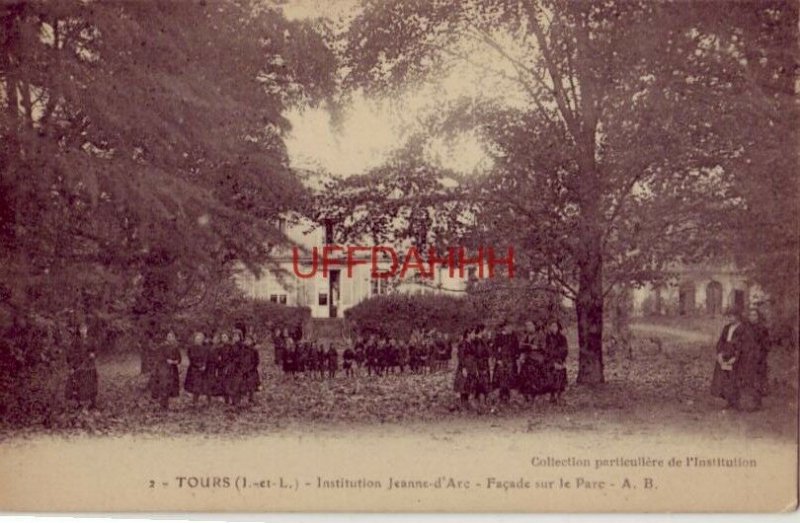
[321,0,798,382]
[0,0,336,366]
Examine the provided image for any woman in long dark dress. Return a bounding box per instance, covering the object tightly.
[240,334,261,404]
[453,331,473,406]
[272,327,285,366]
[543,321,568,403]
[65,322,99,410]
[151,330,181,409]
[711,310,761,410]
[518,324,548,403]
[736,308,766,411]
[184,331,209,406]
[283,336,296,377]
[492,325,519,404]
[222,326,246,406]
[748,308,770,397]
[472,328,492,403]
[204,332,225,401]
[326,343,338,379]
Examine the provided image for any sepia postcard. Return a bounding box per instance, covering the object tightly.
[0,0,797,514]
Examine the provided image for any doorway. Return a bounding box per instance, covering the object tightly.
[329,269,340,318]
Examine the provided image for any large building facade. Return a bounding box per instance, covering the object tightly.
[631,262,759,317]
[235,214,479,318]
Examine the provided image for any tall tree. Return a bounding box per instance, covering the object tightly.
[0,1,335,369]
[340,0,789,383]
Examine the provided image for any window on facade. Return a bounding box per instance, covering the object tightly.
[269,294,278,303]
[273,217,286,234]
[318,293,328,306]
[279,294,287,305]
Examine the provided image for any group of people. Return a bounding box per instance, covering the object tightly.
[64,307,772,414]
[64,321,262,411]
[710,306,770,412]
[454,320,569,407]
[63,319,567,412]
[162,322,262,409]
[272,328,453,378]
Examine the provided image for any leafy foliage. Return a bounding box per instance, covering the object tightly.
[328,0,799,383]
[345,293,479,338]
[0,1,335,382]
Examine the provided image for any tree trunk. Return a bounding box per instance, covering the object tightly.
[575,230,605,384]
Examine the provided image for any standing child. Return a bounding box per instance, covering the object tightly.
[343,343,355,378]
[326,343,338,379]
[543,321,568,404]
[241,333,261,404]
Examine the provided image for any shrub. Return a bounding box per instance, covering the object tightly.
[467,279,569,329]
[176,299,310,342]
[345,293,479,338]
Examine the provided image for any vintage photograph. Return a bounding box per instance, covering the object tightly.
[0,0,797,513]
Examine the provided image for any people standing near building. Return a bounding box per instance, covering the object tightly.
[492,323,519,404]
[326,342,338,379]
[426,332,439,374]
[295,338,308,377]
[473,327,492,404]
[518,323,548,404]
[241,332,261,404]
[453,330,474,407]
[151,329,181,410]
[711,308,762,411]
[364,335,376,376]
[748,307,770,397]
[65,321,99,410]
[398,338,410,374]
[205,332,225,402]
[386,337,400,374]
[353,336,365,372]
[222,325,246,406]
[735,308,767,411]
[283,336,297,377]
[342,342,355,377]
[272,327,285,367]
[312,340,325,379]
[435,332,451,372]
[543,321,568,404]
[184,331,209,406]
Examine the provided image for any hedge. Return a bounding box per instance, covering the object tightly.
[344,293,479,338]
